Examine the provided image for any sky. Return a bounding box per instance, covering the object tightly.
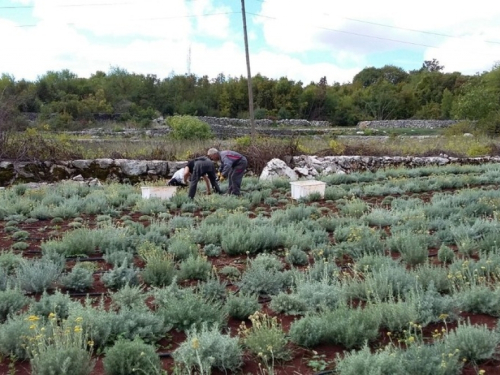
[1,0,500,85]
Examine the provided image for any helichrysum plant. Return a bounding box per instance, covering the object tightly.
[24,313,95,375]
[103,337,162,375]
[138,241,176,287]
[238,311,290,371]
[226,293,261,320]
[59,264,94,292]
[0,287,30,322]
[173,323,242,375]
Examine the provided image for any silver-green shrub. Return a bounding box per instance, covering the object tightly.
[103,337,162,375]
[0,312,34,360]
[29,289,74,320]
[152,284,226,332]
[15,258,63,293]
[101,261,139,290]
[289,304,382,349]
[226,293,260,320]
[59,265,94,292]
[0,287,30,322]
[445,320,500,363]
[173,323,242,374]
[179,255,212,281]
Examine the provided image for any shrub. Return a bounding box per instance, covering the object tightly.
[446,320,500,363]
[285,245,309,266]
[168,115,213,140]
[0,313,33,360]
[226,293,260,320]
[67,301,113,349]
[0,287,30,322]
[438,244,455,263]
[219,266,241,280]
[173,323,242,374]
[198,276,227,302]
[15,258,63,293]
[11,241,29,250]
[179,255,212,281]
[110,284,148,311]
[334,345,401,375]
[457,284,500,316]
[59,265,94,292]
[112,308,167,344]
[153,285,226,332]
[167,234,198,260]
[203,243,222,257]
[101,261,140,290]
[238,311,290,364]
[0,250,24,274]
[399,340,463,375]
[238,259,289,296]
[11,230,29,241]
[103,337,162,375]
[139,244,177,287]
[289,305,382,349]
[270,278,343,315]
[378,298,419,333]
[29,289,73,320]
[25,314,95,375]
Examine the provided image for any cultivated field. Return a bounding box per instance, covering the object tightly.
[1,163,500,374]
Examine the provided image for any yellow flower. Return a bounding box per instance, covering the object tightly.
[191,338,200,350]
[29,324,37,330]
[88,340,94,347]
[48,313,56,319]
[407,336,415,343]
[74,326,82,333]
[478,370,485,375]
[439,314,449,320]
[27,315,40,322]
[75,317,83,323]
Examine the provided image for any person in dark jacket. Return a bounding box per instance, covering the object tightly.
[188,156,221,199]
[207,148,247,196]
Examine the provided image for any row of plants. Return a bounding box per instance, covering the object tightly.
[2,164,500,373]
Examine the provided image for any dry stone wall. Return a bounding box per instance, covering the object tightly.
[357,120,460,129]
[2,155,500,187]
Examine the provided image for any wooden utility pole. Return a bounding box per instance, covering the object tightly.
[240,0,256,141]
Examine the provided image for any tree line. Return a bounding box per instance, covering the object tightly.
[1,59,499,132]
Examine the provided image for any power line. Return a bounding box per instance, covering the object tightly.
[249,0,500,46]
[338,16,500,46]
[0,2,135,9]
[247,11,500,48]
[246,12,440,49]
[13,11,239,28]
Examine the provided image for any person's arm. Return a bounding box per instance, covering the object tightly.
[183,166,191,185]
[202,175,211,194]
[207,171,221,194]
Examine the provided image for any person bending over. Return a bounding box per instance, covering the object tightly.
[168,158,210,190]
[207,148,247,196]
[188,156,221,199]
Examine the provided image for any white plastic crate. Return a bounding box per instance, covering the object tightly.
[141,186,177,200]
[290,180,326,200]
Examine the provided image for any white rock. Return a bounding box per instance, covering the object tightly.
[260,158,297,181]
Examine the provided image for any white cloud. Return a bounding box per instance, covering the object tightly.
[1,0,499,84]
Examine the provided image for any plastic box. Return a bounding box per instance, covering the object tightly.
[290,180,326,200]
[141,186,177,200]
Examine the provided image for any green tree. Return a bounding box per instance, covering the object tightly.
[168,115,213,140]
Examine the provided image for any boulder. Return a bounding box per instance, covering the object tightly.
[260,158,297,181]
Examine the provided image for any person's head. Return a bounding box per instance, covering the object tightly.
[207,148,220,161]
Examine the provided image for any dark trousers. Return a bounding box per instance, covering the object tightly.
[188,159,219,198]
[228,157,247,195]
